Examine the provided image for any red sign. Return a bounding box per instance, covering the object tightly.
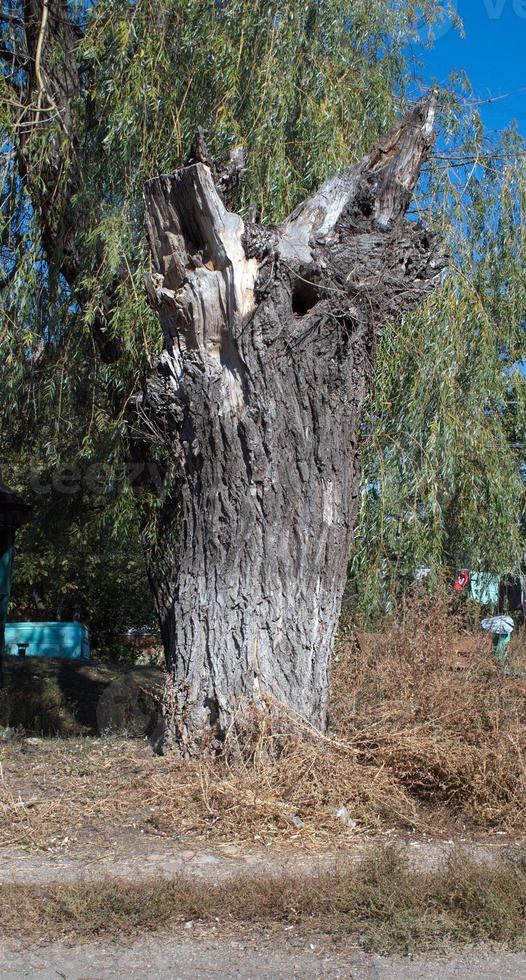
[455,570,469,592]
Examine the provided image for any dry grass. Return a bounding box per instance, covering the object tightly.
[2,846,526,954]
[334,590,526,831]
[2,591,526,851]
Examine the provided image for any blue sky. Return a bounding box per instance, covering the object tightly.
[412,0,526,133]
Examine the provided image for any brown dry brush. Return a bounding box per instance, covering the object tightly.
[3,847,526,954]
[197,588,526,837]
[334,588,526,830]
[1,592,526,848]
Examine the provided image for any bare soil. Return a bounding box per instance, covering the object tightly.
[2,737,526,977]
[3,600,526,975]
[0,657,162,736]
[4,931,526,979]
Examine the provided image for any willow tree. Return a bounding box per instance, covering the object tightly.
[142,99,445,748]
[0,1,443,659]
[4,0,521,748]
[351,111,526,618]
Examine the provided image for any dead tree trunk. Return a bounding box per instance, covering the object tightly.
[143,97,447,753]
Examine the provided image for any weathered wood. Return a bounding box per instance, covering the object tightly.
[143,97,447,753]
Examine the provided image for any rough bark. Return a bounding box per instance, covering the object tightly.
[143,97,447,753]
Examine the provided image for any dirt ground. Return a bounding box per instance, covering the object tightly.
[3,609,526,979]
[0,832,522,887]
[2,738,526,978]
[4,929,526,978]
[4,836,526,976]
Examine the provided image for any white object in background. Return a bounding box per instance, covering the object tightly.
[480,615,514,636]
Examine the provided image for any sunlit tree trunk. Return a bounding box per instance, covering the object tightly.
[144,97,446,753]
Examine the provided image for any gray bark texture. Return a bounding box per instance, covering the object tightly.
[143,97,447,753]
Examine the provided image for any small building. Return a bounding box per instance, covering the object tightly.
[1,477,91,662]
[4,622,91,660]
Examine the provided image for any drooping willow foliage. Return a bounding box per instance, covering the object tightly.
[0,0,525,636]
[352,116,526,617]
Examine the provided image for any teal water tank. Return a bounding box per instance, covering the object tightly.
[4,622,91,660]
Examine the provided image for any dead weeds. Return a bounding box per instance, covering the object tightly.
[2,845,526,955]
[2,591,526,851]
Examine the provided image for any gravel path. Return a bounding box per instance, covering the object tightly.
[3,837,526,978]
[0,835,518,885]
[3,934,526,979]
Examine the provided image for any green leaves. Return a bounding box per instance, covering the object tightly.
[4,1,524,633]
[352,104,526,618]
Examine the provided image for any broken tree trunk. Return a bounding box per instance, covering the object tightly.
[143,97,447,753]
